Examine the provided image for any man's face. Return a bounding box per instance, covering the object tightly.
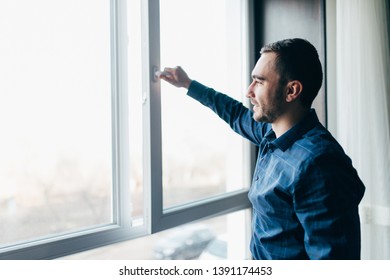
[246,52,286,123]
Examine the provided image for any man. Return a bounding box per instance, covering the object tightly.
[159,38,365,259]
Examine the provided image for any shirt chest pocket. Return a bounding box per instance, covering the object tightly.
[250,157,295,211]
[252,153,296,192]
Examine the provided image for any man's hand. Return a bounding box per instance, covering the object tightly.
[157,66,192,89]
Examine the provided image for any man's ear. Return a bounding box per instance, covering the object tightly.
[285,80,303,103]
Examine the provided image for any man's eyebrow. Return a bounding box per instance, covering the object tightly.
[252,75,266,81]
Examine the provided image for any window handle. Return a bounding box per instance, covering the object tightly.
[152,65,160,82]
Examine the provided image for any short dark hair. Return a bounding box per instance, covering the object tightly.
[260,38,323,107]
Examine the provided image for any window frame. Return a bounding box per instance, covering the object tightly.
[142,0,253,234]
[0,0,255,259]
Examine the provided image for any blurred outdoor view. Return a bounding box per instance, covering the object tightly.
[0,0,113,247]
[0,0,249,256]
[159,0,249,208]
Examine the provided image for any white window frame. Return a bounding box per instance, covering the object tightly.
[0,0,255,260]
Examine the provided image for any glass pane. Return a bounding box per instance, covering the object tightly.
[159,0,249,208]
[0,0,112,247]
[59,209,251,260]
[128,0,144,223]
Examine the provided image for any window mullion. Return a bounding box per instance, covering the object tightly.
[112,0,133,229]
[141,0,163,234]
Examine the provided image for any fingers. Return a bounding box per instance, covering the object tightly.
[156,67,176,81]
[155,70,173,79]
[162,67,179,79]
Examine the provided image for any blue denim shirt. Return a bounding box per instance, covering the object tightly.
[187,80,365,259]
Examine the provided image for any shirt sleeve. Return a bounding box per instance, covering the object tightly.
[293,153,365,259]
[187,80,265,145]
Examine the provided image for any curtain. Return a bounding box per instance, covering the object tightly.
[336,0,390,259]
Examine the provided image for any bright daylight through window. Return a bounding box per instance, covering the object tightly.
[0,0,113,248]
[159,0,251,209]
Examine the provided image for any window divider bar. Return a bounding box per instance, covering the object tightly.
[141,0,163,234]
[113,0,133,229]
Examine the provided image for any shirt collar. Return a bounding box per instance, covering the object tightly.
[267,109,320,152]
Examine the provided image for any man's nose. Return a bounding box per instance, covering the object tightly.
[246,82,255,98]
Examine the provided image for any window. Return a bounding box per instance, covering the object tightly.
[160,0,249,209]
[0,0,254,259]
[0,0,128,259]
[145,0,254,234]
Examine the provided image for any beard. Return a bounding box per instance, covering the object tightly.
[253,87,285,123]
[254,104,282,123]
